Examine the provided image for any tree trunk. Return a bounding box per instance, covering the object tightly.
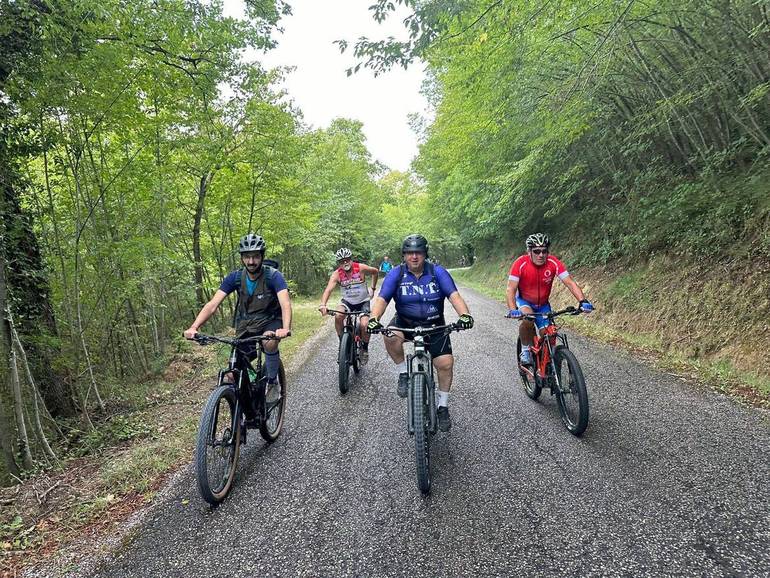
[9,345,33,471]
[192,171,213,308]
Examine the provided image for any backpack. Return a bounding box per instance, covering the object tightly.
[231,264,279,328]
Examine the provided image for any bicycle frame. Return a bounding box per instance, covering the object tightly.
[516,307,579,388]
[219,344,265,424]
[383,324,458,434]
[326,309,367,364]
[194,333,283,428]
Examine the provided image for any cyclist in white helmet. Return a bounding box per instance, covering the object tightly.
[506,233,593,365]
[319,248,379,363]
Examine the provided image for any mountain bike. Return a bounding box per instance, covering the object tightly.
[323,309,367,394]
[189,332,289,504]
[510,306,589,436]
[370,322,464,494]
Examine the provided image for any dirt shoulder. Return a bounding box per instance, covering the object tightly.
[1,305,331,578]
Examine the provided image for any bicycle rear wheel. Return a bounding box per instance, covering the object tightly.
[338,332,352,394]
[517,338,541,400]
[260,361,287,442]
[411,373,432,494]
[553,346,589,436]
[195,386,241,505]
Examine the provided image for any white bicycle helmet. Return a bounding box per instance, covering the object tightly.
[335,247,353,261]
[525,233,550,249]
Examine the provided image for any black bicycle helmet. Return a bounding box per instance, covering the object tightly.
[238,233,266,253]
[525,233,550,249]
[402,234,429,256]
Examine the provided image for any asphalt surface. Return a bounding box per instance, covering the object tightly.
[88,287,769,577]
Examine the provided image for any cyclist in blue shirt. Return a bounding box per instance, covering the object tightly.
[368,234,473,431]
[379,256,393,273]
[184,234,292,386]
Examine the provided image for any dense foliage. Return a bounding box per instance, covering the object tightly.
[347,0,770,263]
[0,0,410,482]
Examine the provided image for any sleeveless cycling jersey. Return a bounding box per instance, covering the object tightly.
[338,262,369,305]
[508,254,569,307]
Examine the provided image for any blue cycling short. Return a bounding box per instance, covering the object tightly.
[515,297,552,329]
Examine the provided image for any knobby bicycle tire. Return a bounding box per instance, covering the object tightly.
[412,373,432,494]
[260,361,287,442]
[517,338,541,400]
[553,346,589,436]
[195,386,241,505]
[338,332,352,394]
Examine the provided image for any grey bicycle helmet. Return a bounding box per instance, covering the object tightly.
[238,233,266,253]
[335,247,352,261]
[525,233,550,249]
[402,234,429,256]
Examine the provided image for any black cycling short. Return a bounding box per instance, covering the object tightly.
[387,315,453,359]
[238,318,282,360]
[341,299,371,314]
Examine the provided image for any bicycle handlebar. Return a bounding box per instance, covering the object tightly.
[369,323,464,337]
[188,332,291,347]
[505,306,582,321]
[323,309,367,316]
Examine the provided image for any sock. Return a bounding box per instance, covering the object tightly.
[396,361,407,375]
[265,350,280,380]
[437,391,450,408]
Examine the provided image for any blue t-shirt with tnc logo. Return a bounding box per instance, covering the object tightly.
[378,263,458,322]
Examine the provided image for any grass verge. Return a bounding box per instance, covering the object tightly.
[452,262,770,408]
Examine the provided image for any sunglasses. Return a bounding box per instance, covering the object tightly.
[530,248,548,255]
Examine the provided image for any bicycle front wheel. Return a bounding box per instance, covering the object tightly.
[338,332,352,394]
[195,386,241,505]
[411,373,432,494]
[517,338,541,400]
[553,346,589,436]
[260,361,287,442]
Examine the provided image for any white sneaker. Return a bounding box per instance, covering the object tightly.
[519,347,533,366]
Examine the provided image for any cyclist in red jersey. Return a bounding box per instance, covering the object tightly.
[506,233,593,365]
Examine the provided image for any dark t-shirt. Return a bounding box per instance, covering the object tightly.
[219,268,288,297]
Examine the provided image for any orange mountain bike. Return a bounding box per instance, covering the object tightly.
[511,306,589,436]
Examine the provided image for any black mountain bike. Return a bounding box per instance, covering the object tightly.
[189,332,289,504]
[370,323,464,494]
[510,306,589,436]
[324,309,366,394]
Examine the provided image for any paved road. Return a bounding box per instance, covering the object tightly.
[90,288,769,577]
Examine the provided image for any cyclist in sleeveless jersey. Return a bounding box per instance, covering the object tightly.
[319,247,379,364]
[506,233,593,365]
[184,233,292,385]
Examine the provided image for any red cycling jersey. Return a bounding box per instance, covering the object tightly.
[508,254,570,307]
